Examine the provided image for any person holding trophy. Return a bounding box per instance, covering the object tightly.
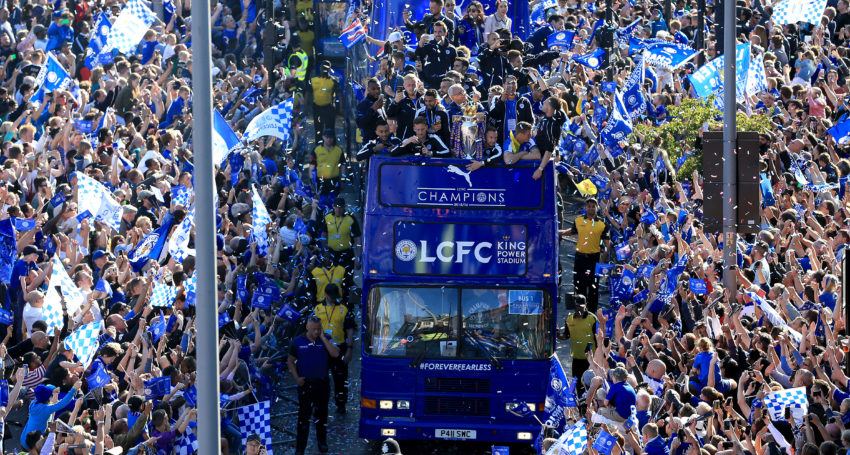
[446,84,488,159]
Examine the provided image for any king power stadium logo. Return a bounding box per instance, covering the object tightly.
[394,236,526,265]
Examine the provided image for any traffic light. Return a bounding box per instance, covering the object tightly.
[263,22,288,69]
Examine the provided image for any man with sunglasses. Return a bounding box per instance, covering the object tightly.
[287,316,340,455]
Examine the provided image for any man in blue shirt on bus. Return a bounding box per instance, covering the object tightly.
[503,122,551,180]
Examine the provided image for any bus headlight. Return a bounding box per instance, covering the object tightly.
[381,429,396,437]
[379,400,394,409]
[517,432,533,440]
[505,402,537,412]
[396,400,410,410]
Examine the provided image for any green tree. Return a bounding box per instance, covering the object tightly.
[630,98,772,180]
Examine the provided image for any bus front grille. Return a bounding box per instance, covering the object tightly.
[423,377,491,394]
[423,396,491,416]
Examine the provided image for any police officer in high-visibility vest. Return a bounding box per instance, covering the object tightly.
[312,283,355,414]
[559,197,610,312]
[286,35,309,88]
[308,251,347,306]
[310,129,346,201]
[309,60,339,143]
[322,197,361,273]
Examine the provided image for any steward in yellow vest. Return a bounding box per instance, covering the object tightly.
[322,197,361,271]
[310,131,346,197]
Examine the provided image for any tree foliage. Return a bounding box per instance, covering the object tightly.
[630,98,772,181]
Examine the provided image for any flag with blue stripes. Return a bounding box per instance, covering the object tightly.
[150,281,178,308]
[772,0,827,25]
[168,210,194,263]
[622,63,647,120]
[105,0,156,54]
[747,51,768,95]
[64,320,103,368]
[84,12,113,68]
[764,387,808,422]
[45,255,86,333]
[243,98,294,144]
[75,172,122,231]
[340,0,366,49]
[237,401,274,455]
[176,426,199,455]
[251,186,272,257]
[184,274,196,307]
[549,419,588,455]
[574,48,605,69]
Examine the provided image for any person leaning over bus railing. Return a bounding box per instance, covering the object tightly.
[356,120,403,163]
[502,121,552,180]
[393,116,452,158]
[466,126,504,172]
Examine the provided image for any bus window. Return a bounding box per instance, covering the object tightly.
[368,287,459,358]
[460,289,552,361]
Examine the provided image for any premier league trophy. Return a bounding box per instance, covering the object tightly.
[450,102,485,159]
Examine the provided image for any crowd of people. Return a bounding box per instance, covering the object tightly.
[0,0,846,452]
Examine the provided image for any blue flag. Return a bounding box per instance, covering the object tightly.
[507,402,534,418]
[236,275,250,304]
[212,110,240,165]
[184,385,197,407]
[0,308,12,326]
[0,219,16,283]
[565,377,578,407]
[574,48,605,69]
[12,218,35,231]
[547,30,575,48]
[761,175,776,206]
[94,277,112,296]
[50,192,67,208]
[595,263,614,277]
[601,81,617,93]
[218,312,232,328]
[128,215,174,272]
[632,288,649,303]
[148,312,167,343]
[616,18,642,48]
[277,302,302,323]
[640,206,658,224]
[0,380,7,408]
[593,429,618,455]
[87,364,111,389]
[73,120,95,134]
[36,53,72,96]
[615,243,632,261]
[600,91,633,144]
[689,278,707,295]
[84,12,113,68]
[642,42,698,70]
[637,264,654,278]
[611,268,636,303]
[542,355,570,432]
[144,377,171,399]
[829,116,850,144]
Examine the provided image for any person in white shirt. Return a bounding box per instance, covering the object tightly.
[483,0,511,41]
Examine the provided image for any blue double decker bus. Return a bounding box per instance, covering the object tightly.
[359,156,558,444]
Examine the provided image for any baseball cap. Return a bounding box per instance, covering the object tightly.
[33,384,55,403]
[92,250,109,261]
[246,434,262,443]
[22,245,43,257]
[387,31,403,42]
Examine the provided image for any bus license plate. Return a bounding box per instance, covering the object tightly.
[435,429,476,439]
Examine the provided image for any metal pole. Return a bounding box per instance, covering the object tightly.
[191,0,221,450]
[605,0,613,81]
[664,0,672,29]
[696,0,705,66]
[722,0,737,297]
[844,253,850,375]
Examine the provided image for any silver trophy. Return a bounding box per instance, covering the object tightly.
[459,102,481,159]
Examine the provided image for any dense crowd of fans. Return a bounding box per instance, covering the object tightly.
[0,0,846,452]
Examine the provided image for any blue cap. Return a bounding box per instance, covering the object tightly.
[33,384,55,403]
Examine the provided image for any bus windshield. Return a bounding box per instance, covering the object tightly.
[368,286,552,361]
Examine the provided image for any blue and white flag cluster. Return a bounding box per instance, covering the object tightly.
[243,98,294,144]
